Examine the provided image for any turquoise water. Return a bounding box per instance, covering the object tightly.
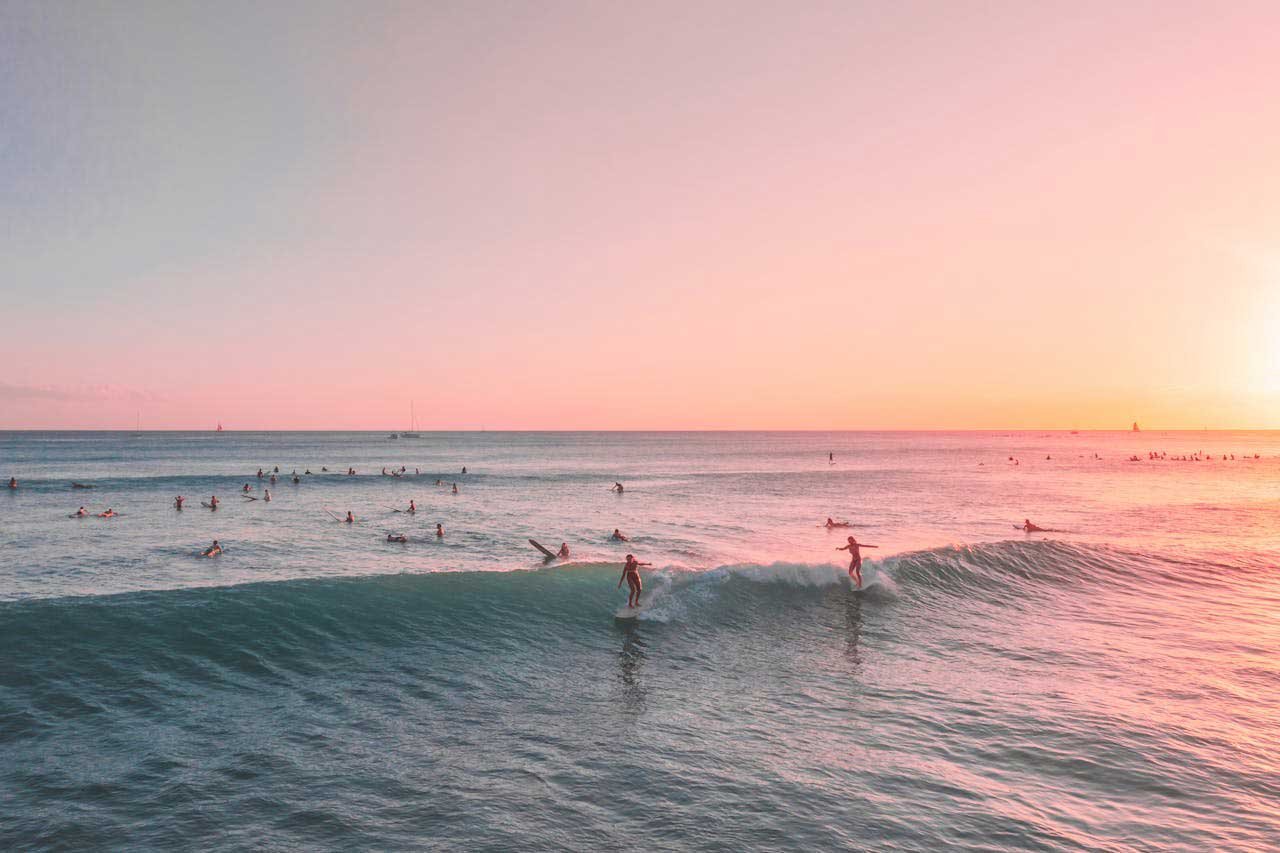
[3,431,1279,849]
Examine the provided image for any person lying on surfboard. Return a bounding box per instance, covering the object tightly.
[836,536,878,588]
[203,540,222,557]
[611,529,629,541]
[98,508,118,518]
[1021,519,1045,533]
[386,533,407,543]
[825,518,851,528]
[74,506,88,517]
[617,554,652,609]
[557,542,570,559]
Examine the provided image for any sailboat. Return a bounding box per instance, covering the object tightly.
[131,410,142,438]
[216,422,224,433]
[1131,421,1140,432]
[401,401,422,438]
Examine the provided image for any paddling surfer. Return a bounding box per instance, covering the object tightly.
[612,528,629,541]
[836,536,878,588]
[98,508,118,518]
[387,533,407,543]
[203,540,222,557]
[1021,519,1045,533]
[74,506,88,517]
[617,554,651,609]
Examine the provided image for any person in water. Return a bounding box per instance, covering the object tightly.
[344,511,355,523]
[407,500,416,514]
[611,482,624,493]
[7,477,16,489]
[617,554,652,608]
[461,466,467,474]
[203,540,222,557]
[262,489,271,502]
[557,542,570,559]
[836,536,878,588]
[208,495,219,510]
[612,528,628,542]
[436,523,444,538]
[825,517,851,528]
[452,483,458,494]
[258,469,264,479]
[74,506,88,517]
[269,474,277,484]
[98,508,118,518]
[1021,519,1045,533]
[292,475,300,484]
[387,533,407,543]
[174,495,185,510]
[243,483,251,492]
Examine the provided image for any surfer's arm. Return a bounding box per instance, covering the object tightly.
[835,545,849,551]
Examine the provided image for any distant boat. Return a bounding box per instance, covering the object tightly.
[401,401,422,439]
[1131,421,1140,432]
[132,410,142,438]
[389,433,398,440]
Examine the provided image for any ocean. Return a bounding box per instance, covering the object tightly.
[2,430,1278,850]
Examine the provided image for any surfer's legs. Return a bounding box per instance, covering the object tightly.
[848,557,862,588]
[627,576,642,608]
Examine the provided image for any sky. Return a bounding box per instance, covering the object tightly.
[3,0,1280,430]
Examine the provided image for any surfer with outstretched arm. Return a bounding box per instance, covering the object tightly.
[836,536,878,588]
[617,554,652,608]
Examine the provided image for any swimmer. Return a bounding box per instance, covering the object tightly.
[836,536,878,588]
[208,495,219,510]
[436,523,444,538]
[263,489,271,502]
[74,506,88,517]
[611,528,629,542]
[452,483,458,494]
[1021,519,1045,533]
[344,511,354,523]
[7,477,16,489]
[98,508,118,518]
[203,540,223,557]
[407,500,416,514]
[557,542,570,559]
[174,495,185,510]
[386,533,407,543]
[611,482,624,493]
[617,554,652,608]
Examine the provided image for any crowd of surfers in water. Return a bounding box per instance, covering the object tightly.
[6,445,1273,601]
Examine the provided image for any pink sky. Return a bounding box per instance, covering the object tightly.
[4,2,1280,429]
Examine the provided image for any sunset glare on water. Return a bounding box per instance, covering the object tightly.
[3,2,1280,851]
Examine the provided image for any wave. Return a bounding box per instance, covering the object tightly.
[0,540,1177,677]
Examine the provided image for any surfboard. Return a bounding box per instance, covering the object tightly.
[528,539,557,558]
[201,502,217,509]
[615,606,641,620]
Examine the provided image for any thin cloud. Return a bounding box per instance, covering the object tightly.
[0,382,165,404]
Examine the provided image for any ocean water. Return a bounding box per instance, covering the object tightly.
[2,430,1278,850]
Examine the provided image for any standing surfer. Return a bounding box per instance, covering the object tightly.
[617,554,651,609]
[836,536,878,588]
